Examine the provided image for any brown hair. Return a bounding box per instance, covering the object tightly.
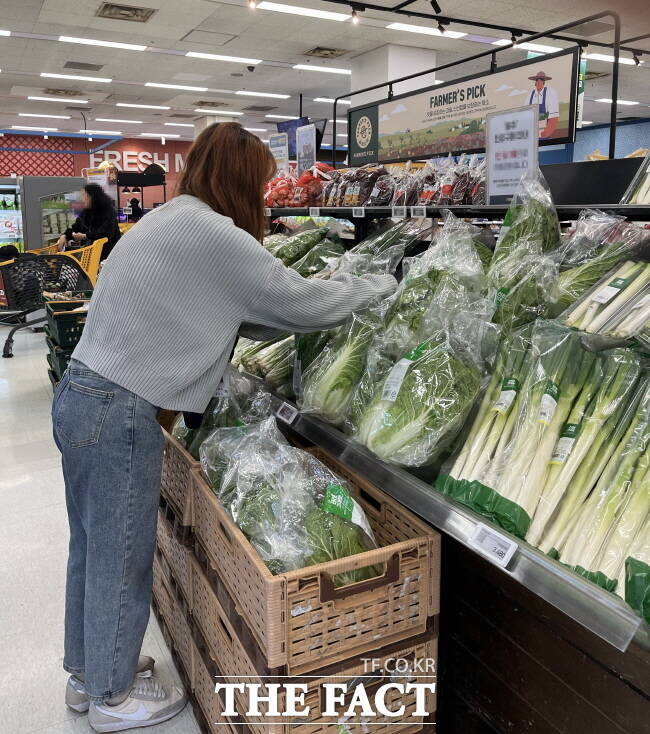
[176,122,276,241]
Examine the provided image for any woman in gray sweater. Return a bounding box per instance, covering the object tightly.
[51,122,396,733]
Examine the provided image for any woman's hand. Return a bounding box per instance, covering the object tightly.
[57,235,67,250]
[72,232,86,242]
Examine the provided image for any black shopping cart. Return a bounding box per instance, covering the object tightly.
[0,254,93,358]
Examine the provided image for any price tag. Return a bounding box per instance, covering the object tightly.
[469,523,517,568]
[592,276,630,305]
[411,206,427,218]
[381,359,411,402]
[392,206,407,219]
[264,207,272,216]
[276,401,299,425]
[309,207,320,218]
[352,207,365,218]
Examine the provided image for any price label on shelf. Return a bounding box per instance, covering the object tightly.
[352,207,366,218]
[309,207,320,218]
[264,207,272,217]
[469,522,517,568]
[411,206,427,218]
[392,206,407,219]
[276,402,299,425]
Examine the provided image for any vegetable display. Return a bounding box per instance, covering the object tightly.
[290,239,345,278]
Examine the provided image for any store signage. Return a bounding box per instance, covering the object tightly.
[348,47,578,163]
[88,150,186,173]
[486,105,538,205]
[348,105,379,165]
[296,124,317,175]
[269,132,289,173]
[85,165,118,206]
[576,56,587,128]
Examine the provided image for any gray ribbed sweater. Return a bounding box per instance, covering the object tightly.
[73,195,397,411]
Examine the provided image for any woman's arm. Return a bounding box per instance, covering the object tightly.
[246,256,397,333]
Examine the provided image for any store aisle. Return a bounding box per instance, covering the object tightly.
[0,330,200,734]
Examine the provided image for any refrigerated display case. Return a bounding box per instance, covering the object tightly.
[39,189,80,244]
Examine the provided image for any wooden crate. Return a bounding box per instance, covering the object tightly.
[191,447,440,675]
[161,428,197,525]
[156,509,193,606]
[191,636,239,734]
[191,553,437,733]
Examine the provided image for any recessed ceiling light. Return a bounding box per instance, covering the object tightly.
[257,2,349,21]
[141,133,181,138]
[28,95,89,104]
[19,113,70,119]
[12,125,57,131]
[594,98,639,105]
[79,129,123,135]
[584,53,636,66]
[386,22,467,39]
[0,30,11,36]
[293,64,351,75]
[117,103,171,110]
[236,91,291,99]
[58,35,147,51]
[146,82,208,92]
[244,127,268,131]
[194,108,244,116]
[96,118,143,124]
[265,114,299,119]
[186,51,262,65]
[164,122,194,127]
[42,72,112,83]
[314,97,351,105]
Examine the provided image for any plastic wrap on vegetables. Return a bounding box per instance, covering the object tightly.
[391,169,422,207]
[416,159,439,206]
[290,239,346,278]
[263,233,289,254]
[273,227,326,265]
[217,419,378,580]
[343,164,387,207]
[621,527,650,623]
[365,174,395,207]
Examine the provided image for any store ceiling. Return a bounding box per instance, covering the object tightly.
[0,0,647,146]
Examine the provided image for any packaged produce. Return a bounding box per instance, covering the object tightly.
[343,164,387,207]
[322,170,342,207]
[263,233,289,254]
[450,155,472,205]
[365,174,395,207]
[209,418,378,580]
[290,238,346,278]
[416,159,439,206]
[468,158,487,205]
[265,174,296,208]
[292,163,335,208]
[621,528,650,623]
[487,167,561,335]
[273,227,326,265]
[391,168,421,207]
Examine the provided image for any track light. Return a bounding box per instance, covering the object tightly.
[437,22,445,35]
[430,0,442,12]
[511,32,518,48]
[351,8,359,24]
[633,52,642,66]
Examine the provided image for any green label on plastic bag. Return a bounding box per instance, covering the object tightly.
[405,341,427,361]
[539,380,560,425]
[323,483,354,521]
[550,422,581,465]
[493,376,521,414]
[495,287,509,307]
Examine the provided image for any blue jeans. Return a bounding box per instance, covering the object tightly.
[52,359,164,701]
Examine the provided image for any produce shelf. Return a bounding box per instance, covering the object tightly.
[267,204,650,221]
[270,395,649,653]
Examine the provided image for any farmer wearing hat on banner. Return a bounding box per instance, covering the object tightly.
[528,70,559,138]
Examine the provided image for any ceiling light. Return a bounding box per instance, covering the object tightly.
[633,53,641,66]
[329,119,347,124]
[194,108,244,116]
[249,0,257,7]
[141,133,180,138]
[244,127,268,131]
[266,114,299,119]
[581,120,593,125]
[314,97,351,105]
[256,2,350,21]
[19,113,70,119]
[41,72,112,83]
[594,98,639,105]
[58,35,147,51]
[79,129,123,135]
[165,122,194,127]
[236,90,291,99]
[293,64,351,75]
[0,30,10,36]
[117,103,171,110]
[146,82,208,92]
[96,118,143,124]
[337,134,347,138]
[351,9,359,24]
[186,51,262,65]
[437,22,446,35]
[28,95,89,104]
[12,125,58,131]
[491,38,561,53]
[386,22,467,39]
[584,53,635,66]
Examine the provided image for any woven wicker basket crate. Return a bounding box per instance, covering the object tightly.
[191,553,436,734]
[191,637,238,734]
[156,510,193,606]
[161,429,197,525]
[191,447,440,675]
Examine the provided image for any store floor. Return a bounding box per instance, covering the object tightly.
[0,330,200,734]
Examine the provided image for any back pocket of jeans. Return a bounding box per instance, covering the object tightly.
[54,380,114,448]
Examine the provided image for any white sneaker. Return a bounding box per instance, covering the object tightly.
[65,655,155,713]
[88,675,187,732]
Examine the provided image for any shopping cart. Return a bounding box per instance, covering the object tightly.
[0,254,93,357]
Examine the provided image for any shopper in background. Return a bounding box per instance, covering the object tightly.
[57,183,121,260]
[128,197,144,222]
[51,122,397,733]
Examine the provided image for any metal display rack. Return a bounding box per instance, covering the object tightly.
[272,400,649,654]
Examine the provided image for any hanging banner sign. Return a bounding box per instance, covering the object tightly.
[269,132,289,174]
[85,165,118,205]
[296,124,317,175]
[348,47,578,164]
[576,56,587,128]
[486,104,539,205]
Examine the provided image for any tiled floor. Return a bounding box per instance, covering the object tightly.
[0,329,200,734]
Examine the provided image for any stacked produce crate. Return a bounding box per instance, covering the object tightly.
[44,296,90,385]
[153,423,441,733]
